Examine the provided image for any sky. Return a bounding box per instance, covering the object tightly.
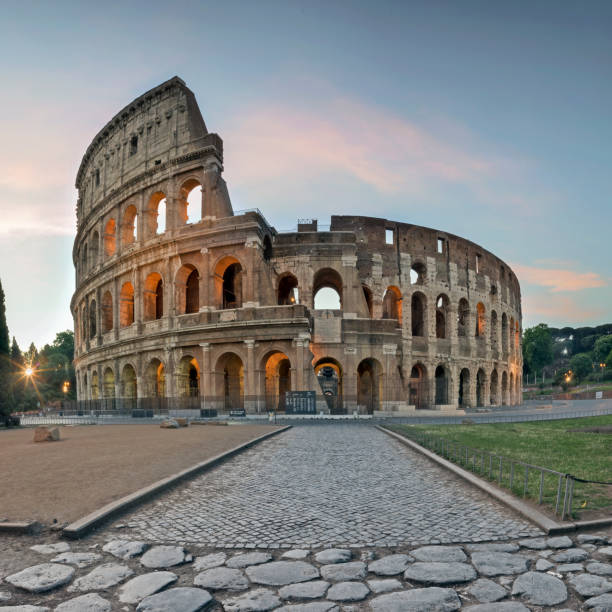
[0,0,610,349]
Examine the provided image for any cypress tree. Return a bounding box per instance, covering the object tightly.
[0,278,13,415]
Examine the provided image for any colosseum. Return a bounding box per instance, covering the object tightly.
[71,77,523,415]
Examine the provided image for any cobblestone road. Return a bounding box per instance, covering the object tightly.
[110,425,541,547]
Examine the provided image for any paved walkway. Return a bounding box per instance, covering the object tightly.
[111,425,541,547]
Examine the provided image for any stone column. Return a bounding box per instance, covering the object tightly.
[199,248,211,310]
[199,343,212,404]
[244,339,256,413]
[134,267,143,334]
[113,277,120,340]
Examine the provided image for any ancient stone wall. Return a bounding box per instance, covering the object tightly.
[72,79,522,413]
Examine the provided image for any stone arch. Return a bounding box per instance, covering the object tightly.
[81,303,88,341]
[382,286,402,322]
[214,256,243,309]
[180,178,202,224]
[262,235,273,261]
[476,368,486,407]
[458,298,470,338]
[436,294,450,339]
[102,291,113,332]
[313,268,343,310]
[121,204,138,246]
[120,282,135,327]
[177,355,200,397]
[215,352,244,410]
[409,362,428,409]
[81,243,88,275]
[277,273,299,305]
[103,367,115,398]
[476,302,486,337]
[89,299,97,338]
[510,317,515,353]
[510,372,515,404]
[362,285,373,318]
[314,357,343,414]
[410,261,426,285]
[121,363,137,399]
[262,351,291,412]
[490,310,498,350]
[515,320,520,352]
[104,218,116,257]
[458,368,471,407]
[357,358,382,414]
[435,364,449,405]
[490,368,499,405]
[501,371,509,405]
[145,358,165,397]
[91,370,99,400]
[144,272,164,320]
[176,264,200,314]
[146,191,167,236]
[411,292,427,337]
[502,313,509,355]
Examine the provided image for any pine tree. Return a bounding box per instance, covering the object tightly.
[10,336,24,410]
[0,278,13,415]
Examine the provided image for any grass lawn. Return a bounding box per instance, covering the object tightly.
[390,415,612,520]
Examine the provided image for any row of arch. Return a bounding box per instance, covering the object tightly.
[78,179,205,278]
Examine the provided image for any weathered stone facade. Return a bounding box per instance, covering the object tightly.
[71,77,522,413]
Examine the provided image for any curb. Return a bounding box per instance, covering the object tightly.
[0,521,41,535]
[63,425,291,539]
[377,425,568,534]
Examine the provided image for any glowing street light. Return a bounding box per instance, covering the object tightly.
[62,381,70,394]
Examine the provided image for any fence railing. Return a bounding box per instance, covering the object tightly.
[391,428,578,520]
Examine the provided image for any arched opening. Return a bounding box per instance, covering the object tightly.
[510,317,515,353]
[501,371,508,405]
[222,263,243,309]
[145,359,165,397]
[278,274,299,305]
[180,179,202,224]
[515,321,520,352]
[436,294,449,339]
[314,358,343,414]
[362,285,373,318]
[476,302,486,337]
[490,310,498,350]
[120,282,134,327]
[121,204,138,246]
[476,368,486,407]
[459,368,471,407]
[90,232,99,267]
[81,244,88,275]
[104,218,116,257]
[215,353,244,410]
[177,356,200,397]
[410,261,426,285]
[411,292,426,337]
[409,363,428,409]
[147,192,167,236]
[263,352,291,412]
[502,313,509,355]
[91,371,99,400]
[186,269,199,313]
[89,299,97,338]
[458,298,470,338]
[102,291,113,333]
[103,367,115,398]
[435,365,448,405]
[313,268,343,310]
[144,273,163,320]
[509,372,515,404]
[490,369,499,405]
[121,364,137,399]
[382,286,402,321]
[357,358,382,414]
[82,304,88,341]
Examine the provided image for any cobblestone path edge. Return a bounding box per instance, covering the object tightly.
[377,425,567,535]
[62,425,292,539]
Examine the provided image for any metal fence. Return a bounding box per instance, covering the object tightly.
[390,428,582,520]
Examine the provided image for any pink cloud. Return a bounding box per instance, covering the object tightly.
[522,293,605,324]
[512,263,607,292]
[224,97,497,198]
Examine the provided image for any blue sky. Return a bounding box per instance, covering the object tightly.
[0,0,609,348]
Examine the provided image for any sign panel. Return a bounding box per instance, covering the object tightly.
[285,391,317,414]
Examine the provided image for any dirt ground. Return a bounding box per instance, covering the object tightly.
[0,424,279,525]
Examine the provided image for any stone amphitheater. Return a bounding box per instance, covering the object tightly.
[71,77,522,414]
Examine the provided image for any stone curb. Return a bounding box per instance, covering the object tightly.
[0,521,40,534]
[378,425,567,534]
[63,425,292,539]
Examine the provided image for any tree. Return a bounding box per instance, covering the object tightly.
[569,353,592,383]
[593,335,612,364]
[522,324,554,376]
[0,278,13,415]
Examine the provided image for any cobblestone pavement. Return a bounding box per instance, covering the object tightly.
[2,530,612,610]
[109,425,541,547]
